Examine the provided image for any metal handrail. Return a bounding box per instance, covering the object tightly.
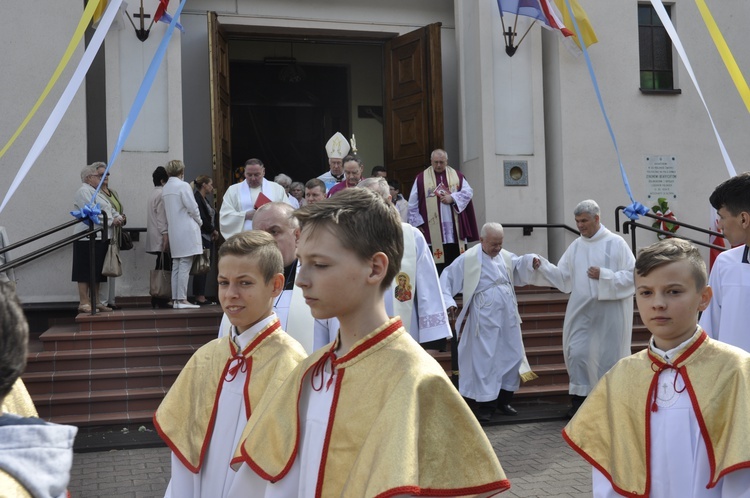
[0,213,108,316]
[614,206,727,255]
[501,223,580,237]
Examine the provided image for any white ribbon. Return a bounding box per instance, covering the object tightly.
[649,0,735,177]
[0,0,124,214]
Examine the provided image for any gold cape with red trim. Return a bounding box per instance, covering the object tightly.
[1,379,38,418]
[563,329,750,497]
[235,318,510,497]
[153,319,306,473]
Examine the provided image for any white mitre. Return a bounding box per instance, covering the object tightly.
[325,132,351,159]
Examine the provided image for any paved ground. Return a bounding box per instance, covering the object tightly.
[68,419,591,497]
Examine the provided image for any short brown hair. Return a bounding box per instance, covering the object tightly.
[305,178,326,191]
[294,188,403,291]
[218,230,283,284]
[635,238,707,290]
[0,283,28,402]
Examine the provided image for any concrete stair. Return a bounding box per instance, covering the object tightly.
[23,307,222,427]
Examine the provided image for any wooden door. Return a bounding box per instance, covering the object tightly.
[384,23,444,195]
[208,12,232,211]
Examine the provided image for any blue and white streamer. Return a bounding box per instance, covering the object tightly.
[649,0,736,178]
[90,0,188,203]
[0,0,123,215]
[562,0,648,220]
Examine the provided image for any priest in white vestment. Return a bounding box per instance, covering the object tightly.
[440,223,540,421]
[534,200,635,417]
[699,172,750,352]
[219,159,290,239]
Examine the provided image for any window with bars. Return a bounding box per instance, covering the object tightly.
[638,4,679,93]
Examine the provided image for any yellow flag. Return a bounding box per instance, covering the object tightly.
[555,0,598,49]
[92,0,108,26]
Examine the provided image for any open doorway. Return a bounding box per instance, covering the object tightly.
[208,16,444,202]
[229,61,350,183]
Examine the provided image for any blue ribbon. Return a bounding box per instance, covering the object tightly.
[70,202,102,227]
[562,0,647,221]
[85,0,188,214]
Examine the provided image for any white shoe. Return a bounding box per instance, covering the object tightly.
[173,301,199,309]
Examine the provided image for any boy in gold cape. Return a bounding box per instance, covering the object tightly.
[154,231,306,497]
[228,188,509,497]
[563,238,750,497]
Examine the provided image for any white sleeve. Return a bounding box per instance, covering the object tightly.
[451,177,473,213]
[698,263,721,339]
[438,259,463,309]
[592,467,621,498]
[407,182,424,227]
[720,468,750,497]
[597,239,635,301]
[219,187,246,239]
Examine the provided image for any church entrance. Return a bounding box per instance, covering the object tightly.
[208,13,444,207]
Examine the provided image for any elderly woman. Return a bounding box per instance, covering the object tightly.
[274,173,299,209]
[162,160,202,309]
[289,181,305,208]
[72,162,123,313]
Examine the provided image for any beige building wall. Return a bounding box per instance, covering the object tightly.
[2,0,749,303]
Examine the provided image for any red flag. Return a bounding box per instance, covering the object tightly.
[153,0,169,23]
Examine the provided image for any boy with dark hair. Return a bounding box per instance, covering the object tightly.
[155,231,307,497]
[0,283,77,498]
[229,189,509,497]
[564,238,750,496]
[700,172,750,352]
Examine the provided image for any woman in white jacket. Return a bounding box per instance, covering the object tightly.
[162,160,202,309]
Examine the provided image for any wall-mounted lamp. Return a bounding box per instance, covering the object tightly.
[125,0,180,42]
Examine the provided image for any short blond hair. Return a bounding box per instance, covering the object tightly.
[165,159,185,177]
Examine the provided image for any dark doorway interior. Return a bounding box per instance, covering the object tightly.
[229,61,350,184]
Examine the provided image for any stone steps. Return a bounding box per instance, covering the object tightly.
[22,306,222,427]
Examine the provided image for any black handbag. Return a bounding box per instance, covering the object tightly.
[119,229,134,251]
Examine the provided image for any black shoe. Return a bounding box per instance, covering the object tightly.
[475,406,494,423]
[197,300,217,306]
[497,404,518,416]
[107,303,122,310]
[566,395,586,419]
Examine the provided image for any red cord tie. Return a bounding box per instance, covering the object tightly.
[225,354,248,382]
[650,361,686,412]
[311,349,336,392]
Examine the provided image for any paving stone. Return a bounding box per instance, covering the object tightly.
[68,421,593,497]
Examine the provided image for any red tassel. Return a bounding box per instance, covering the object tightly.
[651,401,658,412]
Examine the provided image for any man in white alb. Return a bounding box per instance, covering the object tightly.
[219,158,291,239]
[534,200,635,418]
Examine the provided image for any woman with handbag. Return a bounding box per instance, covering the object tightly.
[72,163,123,313]
[162,160,202,309]
[98,170,127,310]
[191,175,219,305]
[146,166,172,309]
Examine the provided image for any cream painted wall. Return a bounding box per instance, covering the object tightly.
[0,2,88,302]
[456,0,549,258]
[550,0,750,259]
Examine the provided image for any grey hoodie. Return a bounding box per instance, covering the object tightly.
[0,414,77,498]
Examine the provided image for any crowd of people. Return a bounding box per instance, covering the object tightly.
[9,133,742,495]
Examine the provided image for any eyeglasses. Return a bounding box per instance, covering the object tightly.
[90,173,110,178]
